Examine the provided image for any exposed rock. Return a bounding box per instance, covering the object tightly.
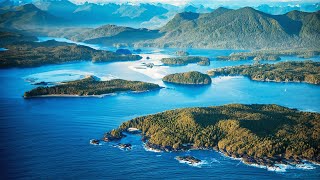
[176,156,201,164]
[103,129,126,142]
[146,63,154,68]
[118,143,132,150]
[90,139,100,145]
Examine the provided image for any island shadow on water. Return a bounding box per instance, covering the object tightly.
[163,81,211,97]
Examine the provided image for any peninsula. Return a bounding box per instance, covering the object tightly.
[24,76,160,98]
[102,104,320,168]
[0,40,142,68]
[216,49,320,61]
[208,61,320,85]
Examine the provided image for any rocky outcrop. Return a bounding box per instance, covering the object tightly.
[176,156,201,164]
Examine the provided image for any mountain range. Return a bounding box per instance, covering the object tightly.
[137,7,320,49]
[0,3,319,50]
[66,7,320,49]
[0,0,319,29]
[0,3,65,29]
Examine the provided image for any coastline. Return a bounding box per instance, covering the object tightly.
[142,141,319,172]
[23,87,164,98]
[162,80,212,85]
[106,128,319,172]
[210,75,319,85]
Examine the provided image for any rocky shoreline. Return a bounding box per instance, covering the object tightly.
[98,103,320,172]
[102,127,319,170]
[175,156,202,165]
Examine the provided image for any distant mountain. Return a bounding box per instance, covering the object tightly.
[0,0,14,7]
[32,1,169,27]
[33,0,77,17]
[256,3,320,15]
[2,0,319,29]
[0,4,66,29]
[0,0,15,13]
[71,24,162,47]
[71,25,132,42]
[136,7,320,49]
[71,2,121,24]
[183,4,213,13]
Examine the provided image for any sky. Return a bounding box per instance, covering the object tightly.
[68,0,320,6]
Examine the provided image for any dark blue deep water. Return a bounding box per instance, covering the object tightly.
[1,38,320,179]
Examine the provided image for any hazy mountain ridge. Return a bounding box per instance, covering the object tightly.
[0,3,66,29]
[84,30,162,48]
[32,0,171,27]
[256,3,320,15]
[0,2,319,49]
[137,7,320,49]
[1,0,318,29]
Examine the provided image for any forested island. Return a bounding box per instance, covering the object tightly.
[208,61,320,84]
[103,104,320,168]
[162,71,212,85]
[0,40,142,68]
[161,56,210,66]
[24,76,160,98]
[216,49,320,61]
[175,51,189,56]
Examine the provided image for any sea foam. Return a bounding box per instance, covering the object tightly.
[175,157,208,168]
[143,144,162,153]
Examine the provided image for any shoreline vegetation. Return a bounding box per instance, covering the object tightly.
[23,76,161,98]
[207,61,320,85]
[163,71,212,85]
[0,40,142,68]
[101,104,320,169]
[161,56,210,66]
[216,49,320,61]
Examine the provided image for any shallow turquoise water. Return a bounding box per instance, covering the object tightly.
[1,40,320,179]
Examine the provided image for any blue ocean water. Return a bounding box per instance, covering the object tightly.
[1,39,320,179]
